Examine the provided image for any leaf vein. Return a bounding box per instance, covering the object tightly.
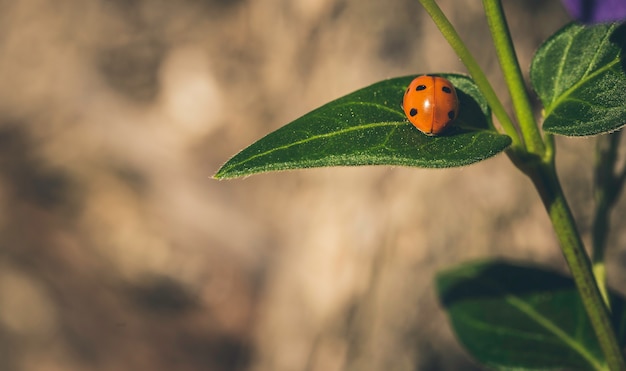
[220,121,405,172]
[580,25,615,79]
[477,279,604,370]
[545,57,620,117]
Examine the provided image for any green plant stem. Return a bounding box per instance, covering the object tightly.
[482,0,545,157]
[417,0,522,150]
[592,131,625,308]
[417,1,625,367]
[529,157,625,370]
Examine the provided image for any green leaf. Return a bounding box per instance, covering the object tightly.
[214,74,511,179]
[436,260,624,371]
[530,22,626,136]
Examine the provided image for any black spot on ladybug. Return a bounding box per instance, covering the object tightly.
[448,110,455,119]
[410,108,418,117]
[442,86,452,94]
[416,85,426,91]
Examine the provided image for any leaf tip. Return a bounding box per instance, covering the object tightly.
[212,165,232,180]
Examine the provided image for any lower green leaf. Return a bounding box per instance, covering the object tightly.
[436,260,619,371]
[214,74,511,179]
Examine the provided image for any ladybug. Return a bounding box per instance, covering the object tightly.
[402,75,459,135]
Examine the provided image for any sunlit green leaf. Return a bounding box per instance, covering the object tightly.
[214,74,511,179]
[530,22,626,136]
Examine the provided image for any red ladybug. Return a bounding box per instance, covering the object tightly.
[402,75,459,135]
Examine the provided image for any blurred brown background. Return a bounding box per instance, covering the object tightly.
[1,0,625,370]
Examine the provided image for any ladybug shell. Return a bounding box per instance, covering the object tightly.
[402,75,459,135]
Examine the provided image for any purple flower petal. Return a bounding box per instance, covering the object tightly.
[562,0,626,23]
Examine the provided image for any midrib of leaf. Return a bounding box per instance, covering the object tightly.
[544,56,620,118]
[544,25,619,117]
[472,277,605,370]
[219,120,405,173]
